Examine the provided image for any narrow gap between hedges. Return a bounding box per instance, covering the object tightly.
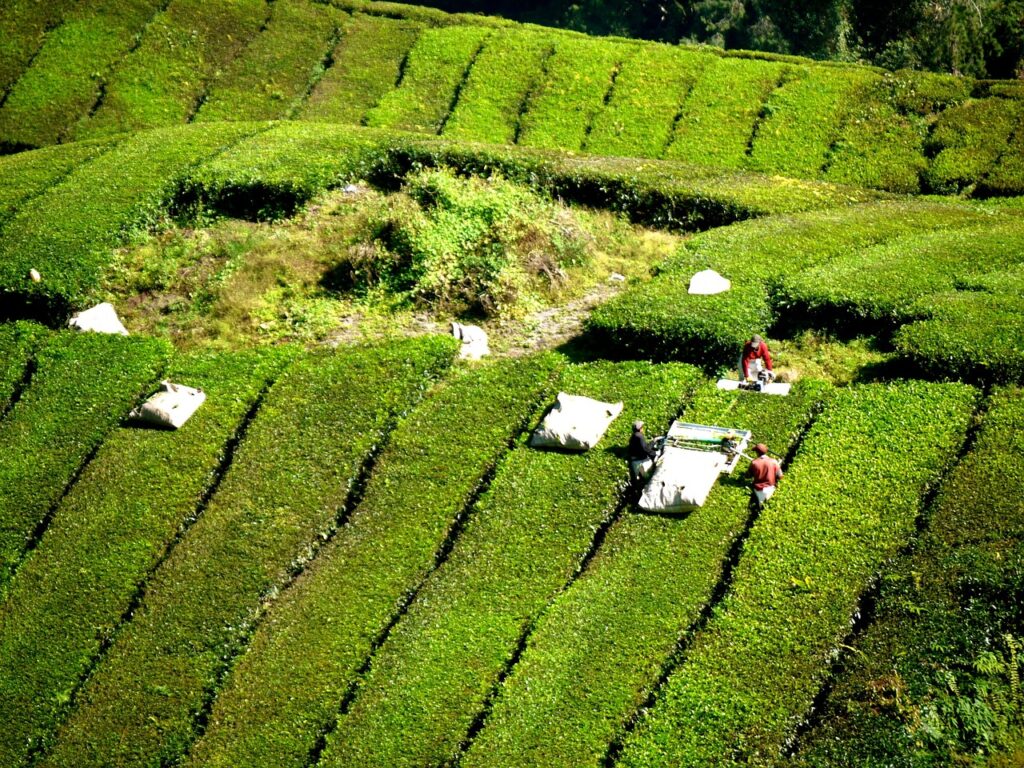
[512,43,556,145]
[23,372,281,768]
[0,15,64,113]
[660,77,699,158]
[745,67,792,159]
[781,394,990,759]
[303,381,556,768]
[581,59,623,152]
[289,16,347,120]
[437,34,489,136]
[0,356,37,423]
[602,398,822,767]
[183,385,442,766]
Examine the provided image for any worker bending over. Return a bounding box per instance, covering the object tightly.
[739,334,774,382]
[748,443,783,508]
[629,420,659,482]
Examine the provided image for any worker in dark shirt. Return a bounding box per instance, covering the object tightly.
[748,443,783,507]
[739,334,774,382]
[628,420,659,482]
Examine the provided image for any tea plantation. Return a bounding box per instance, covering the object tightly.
[1,1,1023,766]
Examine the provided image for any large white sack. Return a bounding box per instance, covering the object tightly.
[68,302,129,335]
[130,381,206,429]
[687,269,731,295]
[529,392,623,451]
[639,450,724,512]
[451,321,490,360]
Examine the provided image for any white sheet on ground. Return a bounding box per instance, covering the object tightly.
[529,392,623,451]
[130,381,205,429]
[68,302,129,335]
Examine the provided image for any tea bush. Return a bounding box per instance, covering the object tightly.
[38,336,457,768]
[195,0,346,123]
[0,321,47,412]
[925,97,1024,194]
[617,381,977,767]
[0,347,292,768]
[0,331,170,588]
[183,354,562,768]
[463,379,830,768]
[298,13,424,124]
[319,361,705,768]
[0,0,78,97]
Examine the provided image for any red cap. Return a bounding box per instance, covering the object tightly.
[754,443,768,455]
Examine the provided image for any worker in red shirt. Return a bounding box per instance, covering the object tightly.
[748,443,783,508]
[739,334,774,382]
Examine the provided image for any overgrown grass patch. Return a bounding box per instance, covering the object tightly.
[364,25,492,134]
[195,0,347,123]
[0,331,169,589]
[183,354,561,768]
[0,346,292,768]
[319,361,705,768]
[462,379,830,768]
[38,336,457,768]
[299,13,424,125]
[617,380,977,767]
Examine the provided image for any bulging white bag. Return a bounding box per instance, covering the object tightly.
[68,302,129,335]
[451,321,490,360]
[687,269,731,295]
[639,450,724,512]
[130,381,205,429]
[529,392,623,451]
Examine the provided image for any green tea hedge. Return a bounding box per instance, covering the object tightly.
[925,97,1024,194]
[516,35,629,151]
[0,122,261,317]
[0,0,165,148]
[319,361,705,768]
[195,0,347,123]
[38,336,457,768]
[792,387,1024,767]
[0,0,78,98]
[0,321,47,413]
[463,379,830,768]
[72,0,267,139]
[617,381,977,767]
[0,346,292,768]
[442,28,554,144]
[184,354,561,768]
[299,13,424,124]
[977,120,1024,197]
[365,25,492,134]
[664,56,786,169]
[748,67,874,179]
[0,331,169,588]
[0,138,121,229]
[585,44,708,159]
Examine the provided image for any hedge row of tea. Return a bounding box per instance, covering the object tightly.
[0,331,169,589]
[462,380,830,768]
[791,386,1024,767]
[1,0,1022,194]
[0,122,883,320]
[184,355,561,768]
[318,361,704,767]
[0,347,292,768]
[589,199,1024,384]
[617,380,977,767]
[37,337,456,768]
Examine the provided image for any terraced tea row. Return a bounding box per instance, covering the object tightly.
[590,199,1024,384]
[462,379,830,768]
[617,381,977,766]
[0,121,883,321]
[0,347,292,768]
[36,336,457,768]
[1,0,1021,194]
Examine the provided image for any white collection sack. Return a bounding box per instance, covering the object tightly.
[639,450,724,512]
[130,381,205,429]
[451,322,490,360]
[530,392,623,451]
[68,302,129,335]
[687,269,731,295]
